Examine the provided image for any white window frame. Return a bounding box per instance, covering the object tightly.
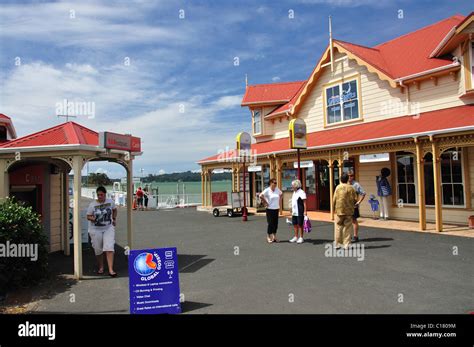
[252,108,262,135]
[324,77,360,125]
[439,149,466,208]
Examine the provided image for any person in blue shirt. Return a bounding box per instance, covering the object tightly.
[376,168,392,220]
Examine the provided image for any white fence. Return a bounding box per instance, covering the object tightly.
[80,188,201,209]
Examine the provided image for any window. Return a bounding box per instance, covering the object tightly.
[0,126,7,142]
[325,78,360,125]
[253,109,262,134]
[396,153,416,204]
[282,169,297,191]
[424,149,465,207]
[440,149,464,206]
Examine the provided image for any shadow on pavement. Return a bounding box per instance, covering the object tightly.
[361,237,394,242]
[178,254,215,273]
[181,301,212,313]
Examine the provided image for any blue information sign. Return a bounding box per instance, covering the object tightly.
[128,247,181,314]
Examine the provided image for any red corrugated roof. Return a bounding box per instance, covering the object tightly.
[335,15,465,79]
[249,15,466,116]
[198,105,474,163]
[0,114,11,120]
[0,121,98,148]
[267,81,307,117]
[241,81,305,106]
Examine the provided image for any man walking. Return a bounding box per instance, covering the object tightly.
[333,173,358,249]
[348,170,366,243]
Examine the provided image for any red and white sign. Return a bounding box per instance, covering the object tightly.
[99,132,141,152]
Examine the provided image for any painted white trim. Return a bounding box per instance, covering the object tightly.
[241,100,289,107]
[429,27,456,58]
[0,144,105,153]
[394,62,460,82]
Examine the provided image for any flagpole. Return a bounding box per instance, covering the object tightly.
[329,15,334,73]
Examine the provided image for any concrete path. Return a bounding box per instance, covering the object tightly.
[30,204,474,314]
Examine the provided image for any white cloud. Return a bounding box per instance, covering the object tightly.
[272,76,281,82]
[212,95,242,109]
[0,1,187,48]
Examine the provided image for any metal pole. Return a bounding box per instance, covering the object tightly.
[297,148,301,181]
[242,160,247,221]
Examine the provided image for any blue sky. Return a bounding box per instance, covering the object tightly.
[0,0,472,178]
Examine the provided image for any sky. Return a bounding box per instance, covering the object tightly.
[0,0,473,178]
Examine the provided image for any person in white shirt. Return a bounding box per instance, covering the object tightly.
[86,186,118,277]
[290,179,307,244]
[259,178,283,243]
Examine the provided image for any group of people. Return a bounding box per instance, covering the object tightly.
[134,186,150,211]
[85,169,392,276]
[259,168,392,249]
[259,178,308,244]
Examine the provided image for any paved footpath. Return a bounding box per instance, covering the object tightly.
[31,203,474,314]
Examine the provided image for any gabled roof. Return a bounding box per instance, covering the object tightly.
[198,105,474,164]
[0,121,98,149]
[241,81,305,106]
[290,14,466,117]
[333,15,465,80]
[266,81,307,118]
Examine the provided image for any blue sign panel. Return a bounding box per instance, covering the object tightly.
[129,247,181,314]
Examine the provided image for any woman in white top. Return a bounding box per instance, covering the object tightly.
[259,178,283,243]
[290,179,307,244]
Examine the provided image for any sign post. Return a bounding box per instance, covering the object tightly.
[129,247,181,314]
[236,132,251,222]
[289,119,307,181]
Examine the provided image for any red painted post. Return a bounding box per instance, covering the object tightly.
[242,159,247,221]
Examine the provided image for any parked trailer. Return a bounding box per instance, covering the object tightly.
[212,191,246,217]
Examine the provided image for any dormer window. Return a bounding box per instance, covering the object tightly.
[253,109,262,135]
[0,126,7,142]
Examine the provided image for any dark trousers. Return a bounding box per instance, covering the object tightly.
[266,209,279,235]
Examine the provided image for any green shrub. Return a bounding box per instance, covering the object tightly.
[0,198,49,295]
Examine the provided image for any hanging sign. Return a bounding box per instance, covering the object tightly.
[289,118,307,149]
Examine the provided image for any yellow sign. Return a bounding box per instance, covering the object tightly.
[236,132,251,153]
[289,118,307,149]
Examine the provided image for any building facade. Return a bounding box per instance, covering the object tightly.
[199,13,474,231]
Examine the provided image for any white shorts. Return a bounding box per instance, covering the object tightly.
[89,226,115,255]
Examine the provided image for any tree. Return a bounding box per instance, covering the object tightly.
[87,173,112,186]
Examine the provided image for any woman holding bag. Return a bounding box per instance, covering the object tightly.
[259,178,283,243]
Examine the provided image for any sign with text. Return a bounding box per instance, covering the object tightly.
[129,247,181,315]
[289,118,307,149]
[99,132,141,152]
[293,161,313,168]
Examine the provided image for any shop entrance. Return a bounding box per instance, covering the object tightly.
[304,158,356,212]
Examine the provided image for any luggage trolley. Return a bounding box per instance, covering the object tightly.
[212,191,246,218]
